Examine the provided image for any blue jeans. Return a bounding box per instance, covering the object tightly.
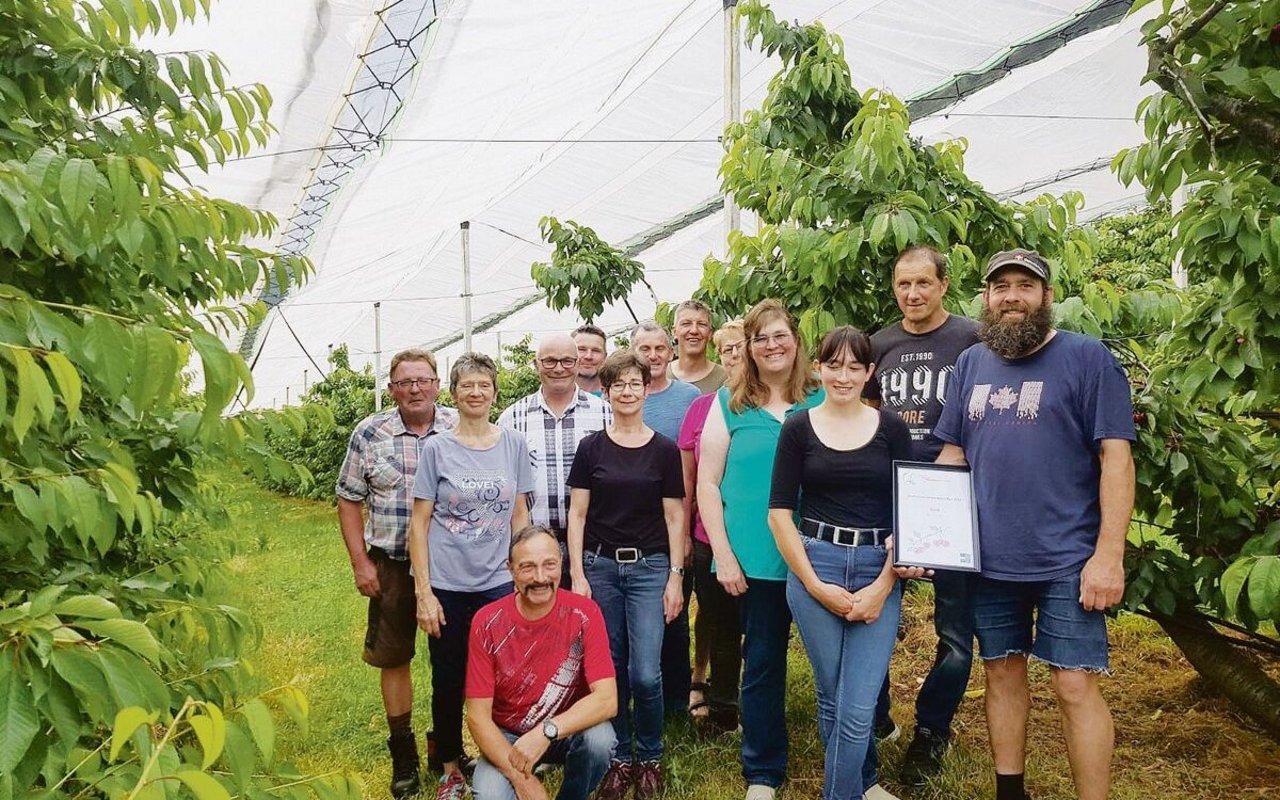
[739,579,790,788]
[972,571,1109,672]
[787,538,902,800]
[915,569,976,734]
[874,571,975,738]
[471,721,616,800]
[583,550,670,761]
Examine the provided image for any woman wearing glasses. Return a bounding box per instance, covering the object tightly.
[567,351,685,800]
[676,320,746,730]
[697,300,820,800]
[409,352,534,800]
[769,327,915,800]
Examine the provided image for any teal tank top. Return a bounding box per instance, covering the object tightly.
[716,385,822,580]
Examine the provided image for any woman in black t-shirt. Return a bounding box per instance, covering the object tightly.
[567,350,684,799]
[767,326,914,800]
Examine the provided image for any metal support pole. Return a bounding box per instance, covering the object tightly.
[373,301,383,411]
[285,386,290,406]
[303,369,309,394]
[1171,184,1188,289]
[461,221,473,352]
[723,0,741,244]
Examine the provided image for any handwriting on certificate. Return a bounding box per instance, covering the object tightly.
[894,463,980,572]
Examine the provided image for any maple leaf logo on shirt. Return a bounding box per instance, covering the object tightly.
[989,385,1019,413]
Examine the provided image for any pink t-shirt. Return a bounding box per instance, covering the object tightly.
[676,392,717,545]
[466,590,614,734]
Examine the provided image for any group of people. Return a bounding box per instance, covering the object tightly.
[335,245,1136,800]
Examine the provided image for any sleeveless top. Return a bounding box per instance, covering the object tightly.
[716,385,822,580]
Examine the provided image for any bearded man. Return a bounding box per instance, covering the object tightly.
[933,249,1136,800]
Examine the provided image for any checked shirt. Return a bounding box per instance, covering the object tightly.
[335,405,458,560]
[497,389,610,533]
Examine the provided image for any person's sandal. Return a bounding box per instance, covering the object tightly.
[688,681,711,720]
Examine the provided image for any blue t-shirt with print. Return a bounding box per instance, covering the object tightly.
[934,331,1135,582]
[643,379,702,442]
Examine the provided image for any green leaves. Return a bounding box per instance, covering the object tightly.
[531,217,652,324]
[58,158,100,223]
[110,707,158,761]
[79,618,161,664]
[0,657,40,774]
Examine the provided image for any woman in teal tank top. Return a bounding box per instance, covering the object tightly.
[698,299,820,797]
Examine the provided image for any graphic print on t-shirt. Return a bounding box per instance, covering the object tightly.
[966,382,1046,422]
[880,360,955,425]
[518,636,585,730]
[440,469,512,538]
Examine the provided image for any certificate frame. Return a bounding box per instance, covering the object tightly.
[892,460,981,573]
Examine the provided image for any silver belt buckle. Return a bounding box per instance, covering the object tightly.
[832,527,859,547]
[614,547,640,563]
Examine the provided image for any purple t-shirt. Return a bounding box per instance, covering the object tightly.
[934,331,1135,582]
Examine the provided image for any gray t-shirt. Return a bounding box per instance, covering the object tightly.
[413,428,535,592]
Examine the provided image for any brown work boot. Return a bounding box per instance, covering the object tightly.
[633,760,664,799]
[595,759,633,800]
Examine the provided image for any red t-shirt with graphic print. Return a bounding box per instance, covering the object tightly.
[465,589,614,734]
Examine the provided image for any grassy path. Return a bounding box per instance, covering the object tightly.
[214,470,1280,798]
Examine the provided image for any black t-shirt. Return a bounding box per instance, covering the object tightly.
[567,430,684,552]
[864,314,981,460]
[768,409,913,530]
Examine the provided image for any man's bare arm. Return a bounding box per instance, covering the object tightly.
[1081,438,1135,611]
[337,498,379,597]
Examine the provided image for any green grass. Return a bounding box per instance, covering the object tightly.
[212,469,1280,798]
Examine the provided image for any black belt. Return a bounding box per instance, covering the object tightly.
[800,518,889,547]
[589,544,667,563]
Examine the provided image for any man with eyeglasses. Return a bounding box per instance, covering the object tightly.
[499,333,611,585]
[336,348,458,799]
[668,300,727,394]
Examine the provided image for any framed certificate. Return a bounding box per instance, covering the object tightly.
[893,461,981,573]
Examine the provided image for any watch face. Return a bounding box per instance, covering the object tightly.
[543,720,557,739]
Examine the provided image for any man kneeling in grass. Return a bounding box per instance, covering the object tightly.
[466,525,619,800]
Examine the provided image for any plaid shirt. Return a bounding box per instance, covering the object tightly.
[497,389,610,532]
[335,405,458,560]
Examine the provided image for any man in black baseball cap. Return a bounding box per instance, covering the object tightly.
[931,246,1136,800]
[983,248,1051,283]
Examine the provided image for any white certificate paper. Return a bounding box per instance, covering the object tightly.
[893,461,981,573]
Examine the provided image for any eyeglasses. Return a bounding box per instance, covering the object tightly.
[391,378,439,389]
[608,381,646,394]
[538,356,579,369]
[720,341,744,355]
[750,331,794,348]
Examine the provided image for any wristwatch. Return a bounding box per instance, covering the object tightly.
[669,565,686,576]
[542,719,559,741]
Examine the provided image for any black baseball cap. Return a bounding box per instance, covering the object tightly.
[984,248,1050,283]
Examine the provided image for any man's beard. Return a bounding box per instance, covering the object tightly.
[979,300,1053,359]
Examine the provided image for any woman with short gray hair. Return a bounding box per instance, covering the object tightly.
[409,351,534,800]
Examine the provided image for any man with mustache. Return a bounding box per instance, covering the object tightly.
[466,525,619,800]
[934,249,1136,800]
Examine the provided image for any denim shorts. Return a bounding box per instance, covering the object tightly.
[972,571,1109,673]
